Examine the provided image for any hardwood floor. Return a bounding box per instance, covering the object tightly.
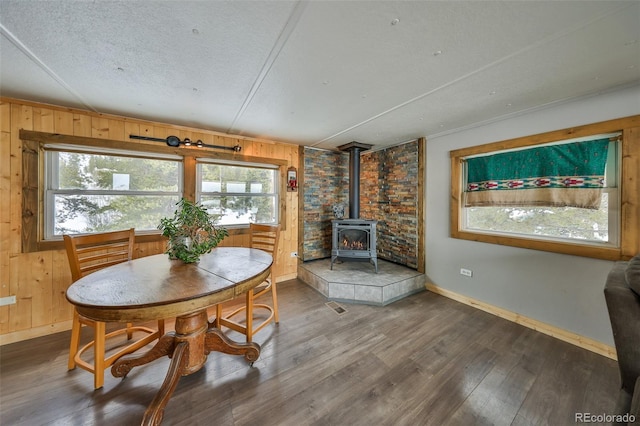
[0,279,620,426]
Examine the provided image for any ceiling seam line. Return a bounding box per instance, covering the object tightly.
[226,0,309,135]
[0,23,98,113]
[428,80,640,141]
[310,2,634,147]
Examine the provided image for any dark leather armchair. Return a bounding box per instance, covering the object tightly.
[604,255,640,425]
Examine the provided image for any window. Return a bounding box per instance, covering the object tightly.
[20,129,290,252]
[197,159,279,227]
[44,145,182,239]
[450,115,640,260]
[463,135,620,247]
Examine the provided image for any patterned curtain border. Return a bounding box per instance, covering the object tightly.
[464,188,603,209]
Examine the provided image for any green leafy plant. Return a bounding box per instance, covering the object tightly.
[158,198,228,263]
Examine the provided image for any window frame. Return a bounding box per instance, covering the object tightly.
[19,130,289,253]
[449,115,640,261]
[43,144,184,240]
[461,135,620,247]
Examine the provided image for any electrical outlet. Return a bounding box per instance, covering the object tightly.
[0,295,16,306]
[290,251,298,258]
[460,268,473,277]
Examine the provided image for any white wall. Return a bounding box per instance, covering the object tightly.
[426,84,640,347]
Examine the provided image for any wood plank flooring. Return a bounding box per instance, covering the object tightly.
[0,279,620,426]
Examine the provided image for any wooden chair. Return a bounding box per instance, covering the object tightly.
[64,228,165,389]
[214,223,281,342]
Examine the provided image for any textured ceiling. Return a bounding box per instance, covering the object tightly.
[1,1,639,151]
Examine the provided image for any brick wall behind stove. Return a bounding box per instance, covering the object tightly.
[301,142,419,268]
[301,148,349,260]
[360,141,419,269]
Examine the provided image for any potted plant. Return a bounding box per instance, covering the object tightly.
[158,198,228,263]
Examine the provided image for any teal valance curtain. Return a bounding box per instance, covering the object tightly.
[464,138,610,209]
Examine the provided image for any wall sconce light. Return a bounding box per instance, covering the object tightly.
[130,134,242,152]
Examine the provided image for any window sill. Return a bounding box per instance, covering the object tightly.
[452,229,623,260]
[37,232,169,252]
[35,227,259,252]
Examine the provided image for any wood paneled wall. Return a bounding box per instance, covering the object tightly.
[0,98,300,344]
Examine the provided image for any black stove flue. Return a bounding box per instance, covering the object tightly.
[338,141,372,219]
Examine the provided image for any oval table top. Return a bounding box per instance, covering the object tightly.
[66,247,273,322]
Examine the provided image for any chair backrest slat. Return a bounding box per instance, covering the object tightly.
[249,224,280,259]
[64,228,135,282]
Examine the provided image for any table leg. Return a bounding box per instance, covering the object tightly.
[112,310,210,379]
[204,327,260,364]
[141,341,189,426]
[138,311,209,425]
[112,333,176,378]
[113,309,261,425]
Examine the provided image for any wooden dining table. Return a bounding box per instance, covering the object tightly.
[66,246,273,426]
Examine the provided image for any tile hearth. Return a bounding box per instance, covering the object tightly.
[298,258,425,306]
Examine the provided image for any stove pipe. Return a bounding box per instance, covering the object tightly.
[338,141,373,219]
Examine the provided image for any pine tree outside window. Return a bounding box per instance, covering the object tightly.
[196,159,279,227]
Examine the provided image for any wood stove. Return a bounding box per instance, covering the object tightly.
[331,219,378,272]
[330,141,378,272]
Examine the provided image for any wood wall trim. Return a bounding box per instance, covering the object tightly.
[21,140,39,253]
[621,126,640,258]
[297,148,305,262]
[417,137,425,273]
[425,283,617,360]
